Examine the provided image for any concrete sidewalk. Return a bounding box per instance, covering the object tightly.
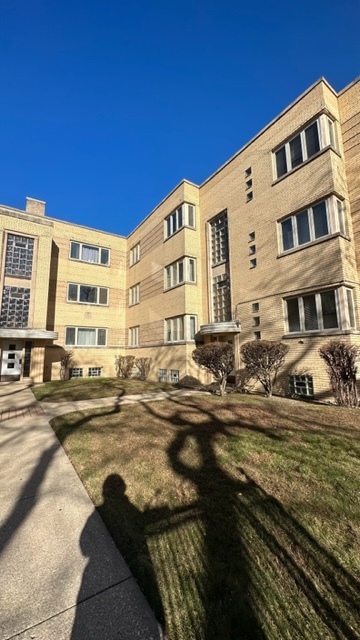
[0,382,165,640]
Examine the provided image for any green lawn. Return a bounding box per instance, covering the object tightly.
[32,377,175,402]
[51,393,360,640]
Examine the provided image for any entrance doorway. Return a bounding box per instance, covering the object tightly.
[1,342,23,381]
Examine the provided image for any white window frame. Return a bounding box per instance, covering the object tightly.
[88,367,102,377]
[279,196,345,253]
[289,375,314,397]
[67,283,109,306]
[158,368,167,382]
[129,326,139,347]
[165,257,196,289]
[164,203,196,239]
[165,315,197,343]
[69,241,110,266]
[69,367,83,378]
[130,243,140,265]
[273,115,336,180]
[284,287,356,334]
[65,327,107,347]
[129,284,140,306]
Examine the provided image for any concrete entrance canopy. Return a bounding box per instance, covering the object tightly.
[199,321,241,335]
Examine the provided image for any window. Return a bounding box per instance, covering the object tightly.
[274,115,336,179]
[129,284,140,306]
[70,368,83,378]
[129,326,139,346]
[289,375,314,397]
[5,234,34,278]
[88,367,102,377]
[165,203,195,238]
[249,245,256,255]
[213,275,231,322]
[70,241,110,265]
[158,369,167,382]
[246,179,253,189]
[250,258,257,268]
[67,283,108,305]
[165,257,196,289]
[285,288,355,334]
[170,370,179,384]
[245,167,252,177]
[254,331,261,340]
[249,231,255,243]
[252,302,259,313]
[65,327,107,346]
[280,197,345,253]
[253,316,260,326]
[246,191,253,202]
[165,315,197,343]
[130,243,140,265]
[0,286,31,328]
[211,213,229,265]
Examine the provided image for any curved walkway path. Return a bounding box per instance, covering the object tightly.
[0,382,200,640]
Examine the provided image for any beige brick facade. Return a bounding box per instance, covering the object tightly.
[0,76,359,397]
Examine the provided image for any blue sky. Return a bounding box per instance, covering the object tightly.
[1,0,359,236]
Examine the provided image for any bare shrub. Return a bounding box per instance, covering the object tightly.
[192,343,234,396]
[115,355,136,379]
[240,340,289,397]
[319,340,359,408]
[135,357,152,381]
[60,350,74,381]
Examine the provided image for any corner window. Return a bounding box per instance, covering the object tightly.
[130,243,140,265]
[70,241,110,266]
[285,287,355,334]
[129,284,140,306]
[274,115,336,179]
[65,327,107,346]
[165,257,196,289]
[129,326,139,346]
[165,315,197,343]
[165,203,196,239]
[280,197,345,253]
[67,283,109,305]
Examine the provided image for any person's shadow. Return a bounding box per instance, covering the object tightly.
[71,474,164,639]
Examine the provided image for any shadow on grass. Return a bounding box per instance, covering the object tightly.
[53,392,360,639]
[142,396,360,640]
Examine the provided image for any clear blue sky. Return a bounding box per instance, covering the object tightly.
[1,0,359,236]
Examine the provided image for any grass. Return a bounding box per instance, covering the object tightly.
[32,377,175,402]
[51,393,360,640]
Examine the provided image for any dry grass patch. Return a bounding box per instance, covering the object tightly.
[52,394,360,640]
[32,377,175,403]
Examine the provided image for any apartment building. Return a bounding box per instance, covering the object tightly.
[0,75,359,398]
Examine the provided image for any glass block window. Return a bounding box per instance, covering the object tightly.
[69,368,83,378]
[0,286,31,328]
[88,367,102,377]
[170,369,179,384]
[289,375,314,397]
[213,275,231,322]
[158,368,167,382]
[5,234,34,278]
[211,213,229,265]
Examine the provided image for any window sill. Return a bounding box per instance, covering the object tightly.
[128,302,140,307]
[67,301,109,307]
[69,258,110,267]
[164,281,196,292]
[277,232,350,258]
[283,328,359,339]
